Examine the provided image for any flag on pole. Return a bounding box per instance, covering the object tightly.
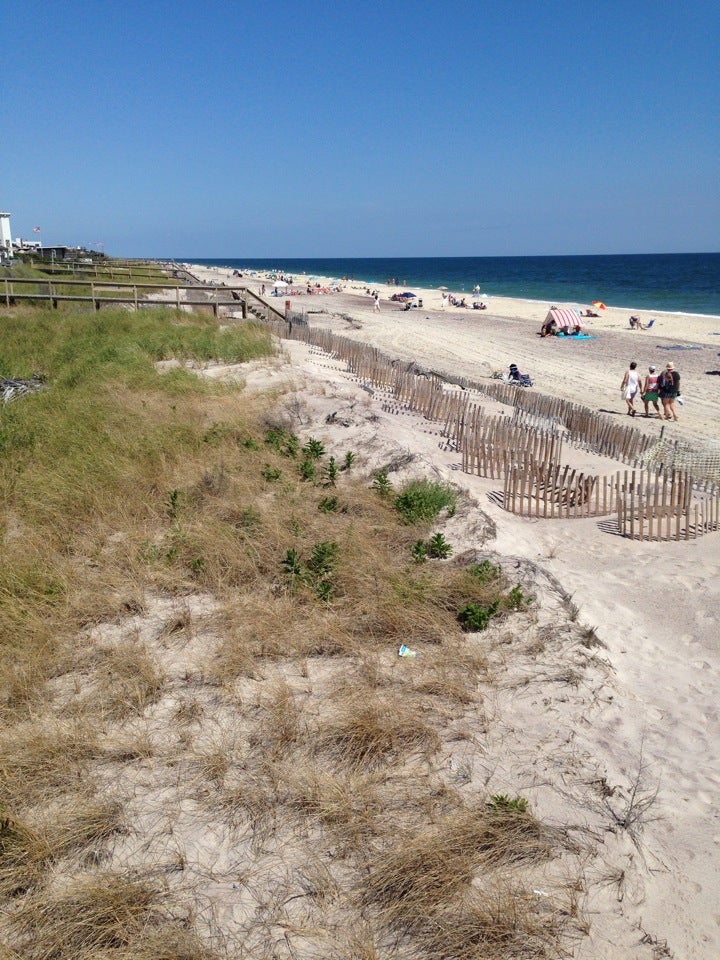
[33,227,41,233]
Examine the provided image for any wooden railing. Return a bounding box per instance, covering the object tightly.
[0,277,286,321]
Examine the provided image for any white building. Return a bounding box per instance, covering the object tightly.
[0,211,12,257]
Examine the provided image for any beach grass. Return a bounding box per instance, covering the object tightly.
[0,301,581,957]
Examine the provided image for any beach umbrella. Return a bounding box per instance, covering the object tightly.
[273,280,287,288]
[438,286,448,291]
[592,300,606,310]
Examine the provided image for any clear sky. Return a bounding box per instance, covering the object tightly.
[4,0,719,258]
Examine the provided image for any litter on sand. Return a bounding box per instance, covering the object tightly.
[398,644,418,658]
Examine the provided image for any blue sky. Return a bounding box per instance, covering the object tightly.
[4,0,719,257]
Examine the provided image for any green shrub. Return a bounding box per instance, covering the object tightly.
[504,584,530,610]
[323,456,339,487]
[302,437,325,460]
[372,468,393,498]
[261,465,282,482]
[467,559,502,583]
[307,541,339,578]
[410,539,428,563]
[281,541,339,602]
[457,599,500,632]
[166,488,182,518]
[265,427,298,458]
[488,794,529,814]
[394,479,456,525]
[298,458,316,482]
[427,533,452,559]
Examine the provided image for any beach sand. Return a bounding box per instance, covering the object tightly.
[190,263,720,958]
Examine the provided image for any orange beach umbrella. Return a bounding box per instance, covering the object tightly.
[592,300,607,310]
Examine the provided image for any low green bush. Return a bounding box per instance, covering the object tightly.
[394,479,456,525]
[457,599,500,632]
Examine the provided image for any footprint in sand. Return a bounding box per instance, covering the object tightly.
[690,659,713,671]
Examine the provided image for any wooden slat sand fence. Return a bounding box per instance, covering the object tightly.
[462,416,564,480]
[471,379,656,466]
[257,317,720,484]
[502,460,720,540]
[502,459,623,519]
[617,469,720,541]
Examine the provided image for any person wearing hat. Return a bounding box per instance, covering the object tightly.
[657,361,681,421]
[641,364,662,418]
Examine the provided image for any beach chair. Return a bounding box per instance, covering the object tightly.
[645,319,656,329]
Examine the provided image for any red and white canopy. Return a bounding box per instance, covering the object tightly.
[545,307,583,330]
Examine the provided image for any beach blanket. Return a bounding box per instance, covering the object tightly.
[657,344,702,350]
[556,333,595,340]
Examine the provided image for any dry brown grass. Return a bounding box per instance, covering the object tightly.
[0,798,125,897]
[0,720,100,810]
[361,804,559,954]
[0,307,586,958]
[8,873,216,960]
[87,639,165,720]
[248,679,304,760]
[315,691,441,769]
[286,768,382,847]
[405,887,565,959]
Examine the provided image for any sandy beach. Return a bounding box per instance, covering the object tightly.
[186,262,720,958]
[192,263,720,449]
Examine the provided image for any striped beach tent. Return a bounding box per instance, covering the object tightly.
[545,307,582,331]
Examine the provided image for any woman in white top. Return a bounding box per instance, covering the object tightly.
[620,361,642,416]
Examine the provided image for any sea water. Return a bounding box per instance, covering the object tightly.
[184,253,720,317]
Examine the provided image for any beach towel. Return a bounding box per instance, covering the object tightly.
[556,333,596,340]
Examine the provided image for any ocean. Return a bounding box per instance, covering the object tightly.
[185,253,720,317]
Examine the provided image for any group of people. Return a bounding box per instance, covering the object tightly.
[539,317,583,337]
[621,361,681,421]
[440,293,468,308]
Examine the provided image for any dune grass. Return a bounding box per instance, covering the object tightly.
[0,302,579,958]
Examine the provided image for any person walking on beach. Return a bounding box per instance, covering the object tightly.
[658,361,681,421]
[373,293,380,312]
[641,365,662,418]
[620,361,642,416]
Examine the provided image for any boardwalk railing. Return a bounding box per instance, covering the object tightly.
[1,277,286,321]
